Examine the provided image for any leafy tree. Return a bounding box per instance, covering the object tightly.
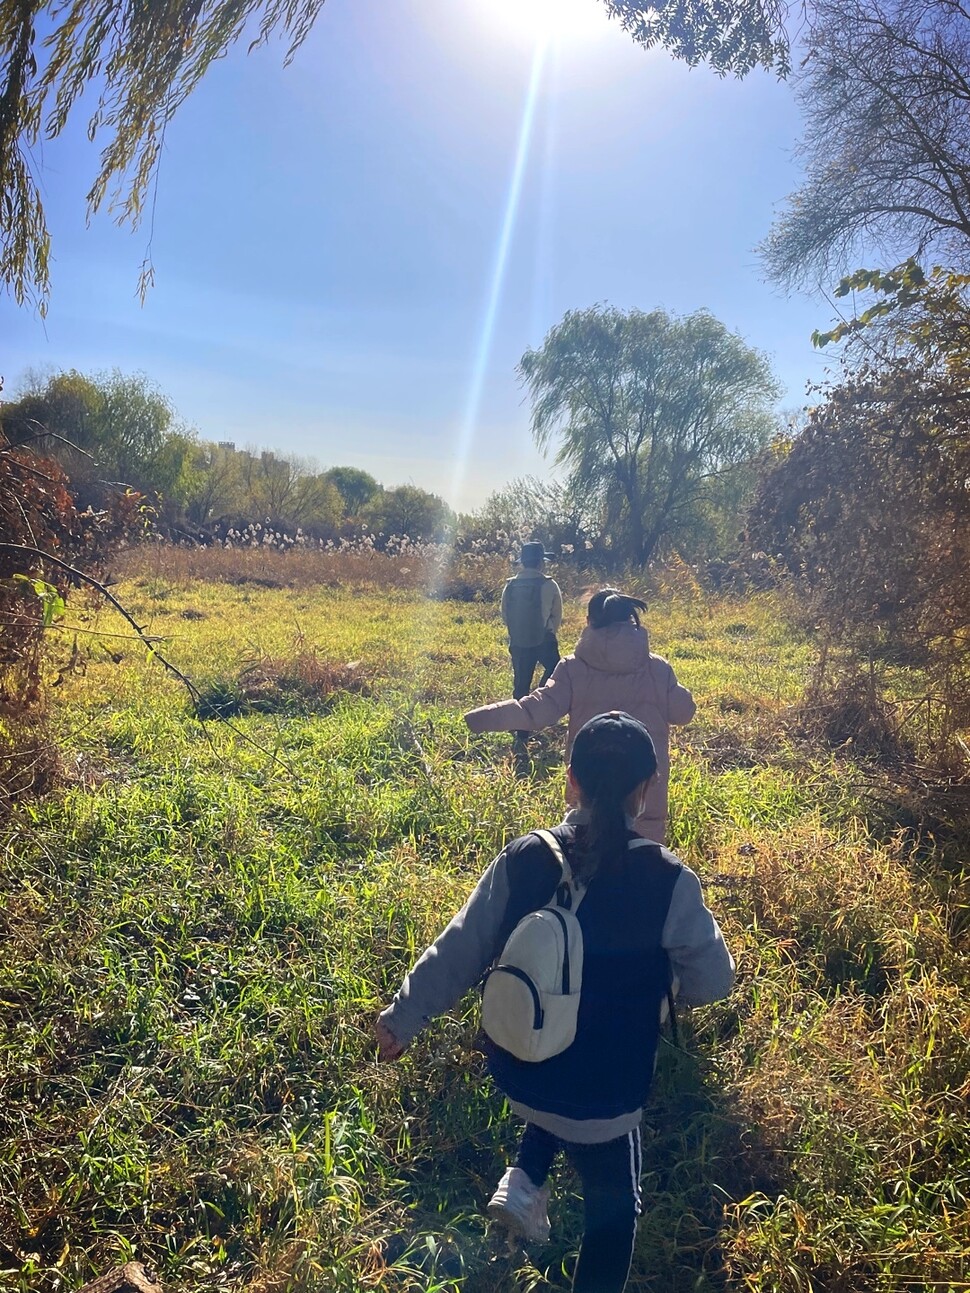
[238,449,342,529]
[519,305,779,566]
[364,484,454,542]
[761,0,970,290]
[3,369,102,463]
[325,465,380,517]
[179,440,244,527]
[3,368,189,503]
[148,430,197,518]
[462,475,599,559]
[1,0,328,309]
[94,371,184,494]
[1,0,790,310]
[301,472,345,532]
[603,0,789,77]
[747,269,970,754]
[670,446,770,562]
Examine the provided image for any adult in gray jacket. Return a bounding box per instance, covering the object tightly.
[377,712,734,1293]
[501,541,564,724]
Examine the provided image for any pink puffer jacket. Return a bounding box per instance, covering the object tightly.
[464,622,695,842]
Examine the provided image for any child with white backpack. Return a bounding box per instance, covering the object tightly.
[375,712,734,1293]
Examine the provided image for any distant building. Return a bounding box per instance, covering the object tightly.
[217,441,235,451]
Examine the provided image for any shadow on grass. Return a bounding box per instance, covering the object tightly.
[380,1029,788,1293]
[511,730,568,784]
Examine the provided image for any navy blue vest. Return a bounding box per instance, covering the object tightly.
[485,824,681,1122]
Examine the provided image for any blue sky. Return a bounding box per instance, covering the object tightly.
[2,0,835,510]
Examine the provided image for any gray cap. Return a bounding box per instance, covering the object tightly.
[519,541,555,566]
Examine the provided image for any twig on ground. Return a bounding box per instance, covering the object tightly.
[0,541,299,779]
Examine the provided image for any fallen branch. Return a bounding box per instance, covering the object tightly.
[0,541,298,778]
[77,1262,161,1293]
[0,541,202,705]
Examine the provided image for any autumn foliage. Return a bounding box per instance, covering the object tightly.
[0,428,144,812]
[748,270,970,764]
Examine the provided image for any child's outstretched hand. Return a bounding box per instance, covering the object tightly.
[375,1017,406,1062]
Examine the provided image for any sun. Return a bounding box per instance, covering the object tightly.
[481,0,614,45]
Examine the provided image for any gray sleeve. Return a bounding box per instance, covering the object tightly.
[544,579,564,633]
[662,867,735,1006]
[379,852,511,1047]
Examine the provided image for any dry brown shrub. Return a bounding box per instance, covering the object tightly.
[0,438,144,695]
[118,542,512,600]
[787,676,909,765]
[684,721,787,772]
[0,430,143,810]
[237,651,373,712]
[747,326,970,773]
[0,713,60,819]
[196,650,374,719]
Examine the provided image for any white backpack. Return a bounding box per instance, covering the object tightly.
[481,829,586,1063]
[481,831,679,1063]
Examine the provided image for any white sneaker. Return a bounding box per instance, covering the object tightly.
[487,1166,551,1243]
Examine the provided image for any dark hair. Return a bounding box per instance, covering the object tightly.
[569,712,657,883]
[586,587,648,629]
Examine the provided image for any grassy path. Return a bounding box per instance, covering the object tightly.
[2,574,968,1292]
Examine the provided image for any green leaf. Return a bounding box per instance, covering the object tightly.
[11,573,66,626]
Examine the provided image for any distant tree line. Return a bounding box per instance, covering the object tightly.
[2,318,782,568]
[0,370,455,544]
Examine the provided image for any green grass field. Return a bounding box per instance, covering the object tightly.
[2,558,969,1292]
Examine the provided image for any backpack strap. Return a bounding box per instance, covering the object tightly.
[532,830,662,911]
[532,829,587,914]
[533,827,679,1038]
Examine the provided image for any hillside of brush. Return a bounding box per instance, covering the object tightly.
[1,545,968,1293]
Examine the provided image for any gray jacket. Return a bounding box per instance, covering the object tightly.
[500,567,563,641]
[380,810,734,1143]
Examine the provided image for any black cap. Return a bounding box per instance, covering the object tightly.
[569,711,657,800]
[519,541,555,566]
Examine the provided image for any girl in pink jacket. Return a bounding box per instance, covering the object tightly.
[465,589,696,842]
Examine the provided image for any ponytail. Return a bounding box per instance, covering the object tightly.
[587,588,648,630]
[573,784,629,884]
[567,711,658,884]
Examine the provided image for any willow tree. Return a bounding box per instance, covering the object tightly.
[761,0,970,290]
[519,305,779,566]
[1,0,328,310]
[603,0,789,77]
[1,0,790,312]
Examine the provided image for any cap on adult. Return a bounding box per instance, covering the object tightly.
[519,540,555,567]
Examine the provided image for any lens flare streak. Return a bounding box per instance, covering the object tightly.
[448,38,549,512]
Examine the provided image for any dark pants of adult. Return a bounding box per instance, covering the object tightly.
[509,634,560,739]
[516,1122,642,1293]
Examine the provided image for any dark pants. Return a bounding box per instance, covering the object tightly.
[516,1122,642,1293]
[509,635,560,738]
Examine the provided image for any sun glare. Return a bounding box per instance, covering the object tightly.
[482,0,612,45]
